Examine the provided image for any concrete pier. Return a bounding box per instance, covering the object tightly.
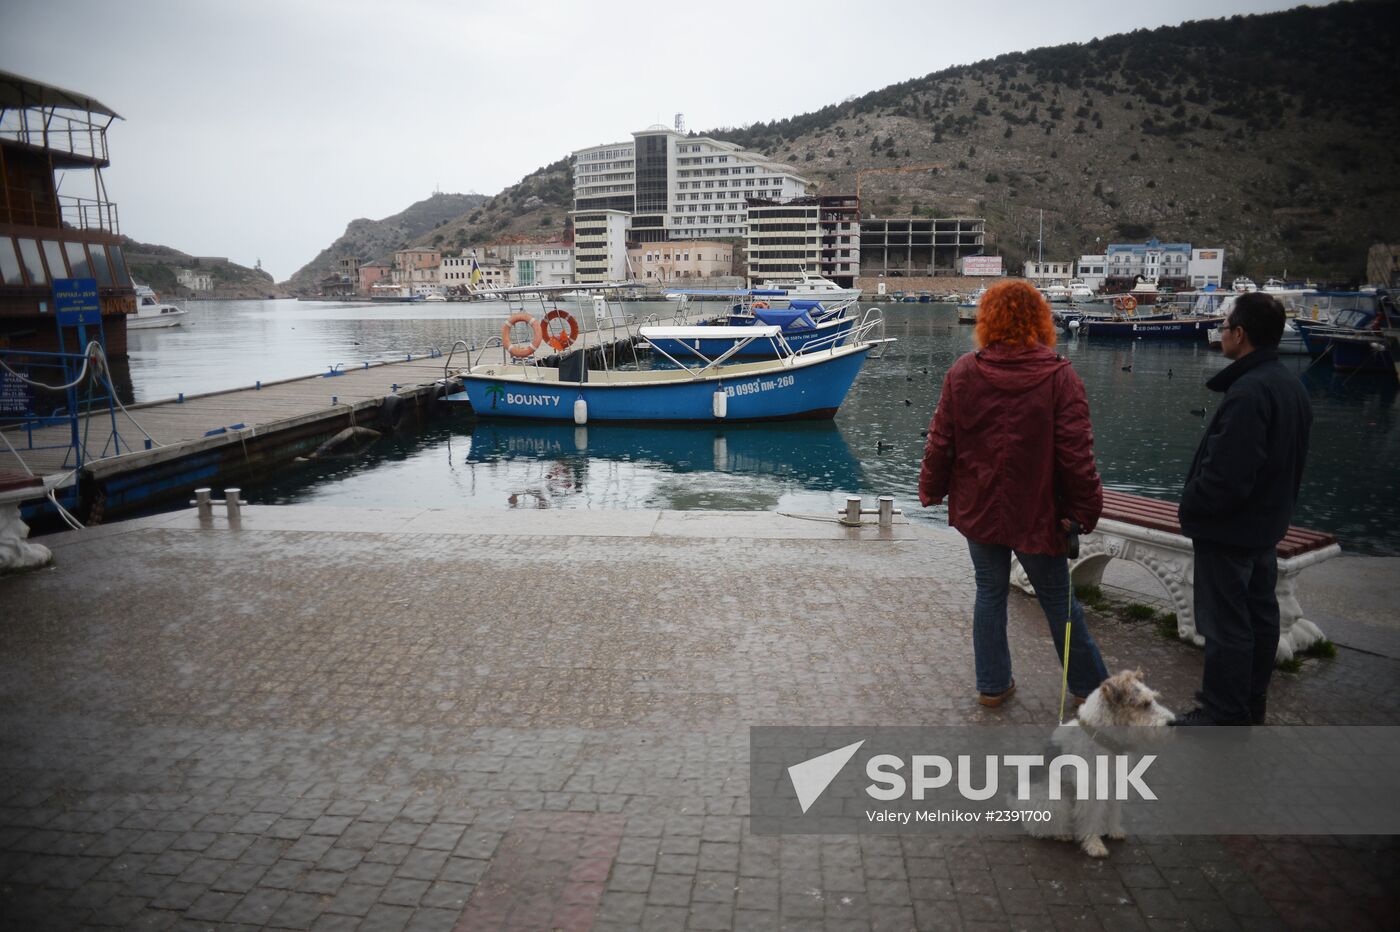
[1,506,1395,930]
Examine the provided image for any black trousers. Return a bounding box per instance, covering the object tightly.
[1192,541,1280,724]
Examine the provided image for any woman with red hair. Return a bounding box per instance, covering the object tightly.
[919,280,1107,707]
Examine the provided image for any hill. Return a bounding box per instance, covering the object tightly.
[288,2,1399,284]
[282,192,491,293]
[701,1,1398,279]
[121,237,281,299]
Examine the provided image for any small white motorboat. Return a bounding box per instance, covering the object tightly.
[128,284,187,329]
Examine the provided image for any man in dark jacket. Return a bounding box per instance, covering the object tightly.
[1173,292,1312,726]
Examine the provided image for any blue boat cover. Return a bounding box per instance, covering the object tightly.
[755,307,817,331]
[786,300,827,312]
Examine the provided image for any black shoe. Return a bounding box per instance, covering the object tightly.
[1248,695,1267,726]
[1170,707,1217,726]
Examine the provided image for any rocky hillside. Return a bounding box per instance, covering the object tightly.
[122,237,281,299]
[287,3,1398,284]
[282,192,489,293]
[703,2,1397,280]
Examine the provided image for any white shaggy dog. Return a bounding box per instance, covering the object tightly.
[1016,670,1174,858]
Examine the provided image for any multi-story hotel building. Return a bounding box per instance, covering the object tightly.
[745,195,860,287]
[571,124,811,282]
[571,209,629,283]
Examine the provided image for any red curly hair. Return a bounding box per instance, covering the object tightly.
[974,280,1057,349]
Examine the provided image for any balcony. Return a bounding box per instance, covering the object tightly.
[0,108,111,167]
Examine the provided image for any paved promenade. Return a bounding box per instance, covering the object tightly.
[1,507,1396,931]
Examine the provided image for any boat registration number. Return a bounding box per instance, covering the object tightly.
[725,375,795,397]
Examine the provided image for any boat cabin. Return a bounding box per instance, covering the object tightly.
[0,70,135,355]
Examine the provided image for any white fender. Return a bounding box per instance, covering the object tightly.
[573,397,588,425]
[712,389,727,419]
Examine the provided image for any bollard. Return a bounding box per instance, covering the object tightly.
[144,438,152,450]
[224,488,242,520]
[364,361,369,370]
[332,396,338,405]
[178,392,184,403]
[842,496,863,527]
[878,496,895,528]
[192,487,212,519]
[391,384,399,393]
[255,380,261,390]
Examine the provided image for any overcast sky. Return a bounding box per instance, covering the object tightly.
[3,0,1308,280]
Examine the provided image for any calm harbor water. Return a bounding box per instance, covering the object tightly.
[125,298,1400,554]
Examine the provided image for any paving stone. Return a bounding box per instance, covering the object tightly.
[1,516,1397,931]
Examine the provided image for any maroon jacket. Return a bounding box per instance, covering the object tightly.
[918,343,1103,555]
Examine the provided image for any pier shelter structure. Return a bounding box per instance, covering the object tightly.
[0,71,136,356]
[858,216,986,277]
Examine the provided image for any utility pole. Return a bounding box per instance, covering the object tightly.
[1038,209,1044,264]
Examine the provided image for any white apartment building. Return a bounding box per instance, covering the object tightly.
[441,253,512,292]
[513,245,573,287]
[1022,260,1075,285]
[573,124,811,278]
[1076,254,1109,290]
[176,268,214,292]
[1187,248,1225,288]
[571,209,630,284]
[627,240,733,284]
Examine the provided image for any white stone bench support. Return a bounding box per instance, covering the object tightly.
[0,479,63,572]
[1011,517,1340,662]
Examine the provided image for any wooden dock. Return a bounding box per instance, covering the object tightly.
[1,307,715,522]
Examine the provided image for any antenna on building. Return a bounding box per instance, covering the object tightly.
[675,113,685,133]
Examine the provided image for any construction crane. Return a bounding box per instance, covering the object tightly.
[855,163,945,201]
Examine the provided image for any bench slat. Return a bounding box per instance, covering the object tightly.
[1098,489,1335,558]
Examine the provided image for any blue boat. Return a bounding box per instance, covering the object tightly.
[450,333,874,422]
[646,301,855,358]
[1293,290,1400,372]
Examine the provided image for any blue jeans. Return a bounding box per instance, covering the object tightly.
[965,539,1109,698]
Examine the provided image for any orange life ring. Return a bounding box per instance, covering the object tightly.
[1114,294,1138,313]
[502,312,542,358]
[541,308,580,351]
[752,301,769,310]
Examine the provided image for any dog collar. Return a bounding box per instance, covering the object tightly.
[1077,721,1130,755]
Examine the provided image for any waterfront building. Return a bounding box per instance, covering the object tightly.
[358,259,391,295]
[513,244,573,287]
[1076,254,1109,290]
[175,268,214,292]
[627,240,733,284]
[0,72,136,355]
[572,124,810,278]
[392,247,442,295]
[745,196,859,288]
[859,217,985,277]
[1187,248,1225,288]
[571,209,629,284]
[1367,243,1400,287]
[1022,259,1075,285]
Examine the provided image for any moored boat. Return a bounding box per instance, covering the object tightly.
[128,284,187,329]
[1078,315,1224,340]
[444,285,891,424]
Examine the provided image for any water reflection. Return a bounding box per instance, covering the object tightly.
[458,420,865,511]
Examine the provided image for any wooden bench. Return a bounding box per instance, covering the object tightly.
[1011,489,1341,661]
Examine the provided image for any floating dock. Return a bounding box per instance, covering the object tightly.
[1,311,712,523]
